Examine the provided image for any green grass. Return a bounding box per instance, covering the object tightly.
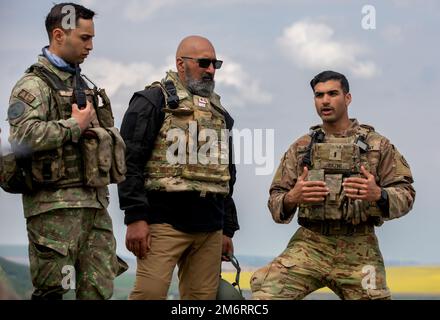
[0,245,28,258]
[0,256,32,299]
[112,271,180,300]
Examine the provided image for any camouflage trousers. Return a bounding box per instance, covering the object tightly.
[26,208,127,300]
[251,227,391,300]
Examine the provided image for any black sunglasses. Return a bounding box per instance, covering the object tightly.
[180,56,223,69]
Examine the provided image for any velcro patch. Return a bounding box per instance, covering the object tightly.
[17,89,36,104]
[8,101,26,120]
[394,151,412,177]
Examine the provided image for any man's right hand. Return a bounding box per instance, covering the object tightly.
[283,167,329,212]
[126,220,151,259]
[71,101,95,133]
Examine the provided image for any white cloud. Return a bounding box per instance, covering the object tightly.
[81,55,270,118]
[277,20,380,79]
[216,57,272,108]
[81,56,173,122]
[83,56,174,97]
[122,0,180,22]
[81,0,279,22]
[79,0,177,22]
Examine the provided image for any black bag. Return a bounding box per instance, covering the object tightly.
[0,152,33,194]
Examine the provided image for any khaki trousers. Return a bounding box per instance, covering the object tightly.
[129,223,222,300]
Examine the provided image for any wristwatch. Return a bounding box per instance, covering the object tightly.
[376,188,388,206]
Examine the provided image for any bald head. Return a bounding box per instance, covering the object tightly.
[175,35,218,97]
[176,35,216,59]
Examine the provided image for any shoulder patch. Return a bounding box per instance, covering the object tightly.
[394,149,412,177]
[17,89,36,104]
[8,101,26,120]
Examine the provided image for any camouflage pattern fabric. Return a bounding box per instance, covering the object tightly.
[268,119,415,224]
[7,55,108,218]
[251,227,390,300]
[253,119,415,300]
[144,71,230,196]
[27,208,127,300]
[7,55,126,299]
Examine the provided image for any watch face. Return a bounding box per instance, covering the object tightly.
[381,189,388,201]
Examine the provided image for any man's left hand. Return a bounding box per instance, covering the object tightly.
[343,166,381,202]
[222,235,234,261]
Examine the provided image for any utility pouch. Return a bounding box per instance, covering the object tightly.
[106,127,126,184]
[31,148,64,184]
[81,128,112,187]
[95,88,114,128]
[0,153,33,194]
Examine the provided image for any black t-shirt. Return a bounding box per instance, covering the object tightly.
[146,191,225,234]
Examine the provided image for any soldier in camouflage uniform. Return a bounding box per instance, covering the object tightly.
[251,71,415,300]
[118,35,239,299]
[5,3,127,299]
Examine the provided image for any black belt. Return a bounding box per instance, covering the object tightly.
[299,219,375,236]
[147,190,225,200]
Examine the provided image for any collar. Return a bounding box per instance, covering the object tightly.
[37,55,73,82]
[310,119,361,137]
[163,70,190,101]
[41,46,76,74]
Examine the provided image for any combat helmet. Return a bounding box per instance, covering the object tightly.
[216,254,245,300]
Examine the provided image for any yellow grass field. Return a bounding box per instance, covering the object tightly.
[222,266,440,295]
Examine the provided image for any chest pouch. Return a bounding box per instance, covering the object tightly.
[81,127,112,187]
[312,142,361,175]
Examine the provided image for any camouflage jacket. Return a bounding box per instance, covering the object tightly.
[268,119,415,224]
[8,55,108,218]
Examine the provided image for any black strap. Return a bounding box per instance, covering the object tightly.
[27,64,67,91]
[227,254,243,296]
[74,65,87,109]
[355,130,370,154]
[163,80,179,109]
[28,64,93,120]
[42,160,52,181]
[301,129,325,168]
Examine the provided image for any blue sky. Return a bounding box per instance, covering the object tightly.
[0,0,439,265]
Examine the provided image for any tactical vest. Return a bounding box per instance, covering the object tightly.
[297,125,383,224]
[144,74,230,196]
[1,64,126,193]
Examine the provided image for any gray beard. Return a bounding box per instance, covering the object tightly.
[186,76,215,97]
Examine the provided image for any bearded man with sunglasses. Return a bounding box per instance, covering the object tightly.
[118,35,239,300]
